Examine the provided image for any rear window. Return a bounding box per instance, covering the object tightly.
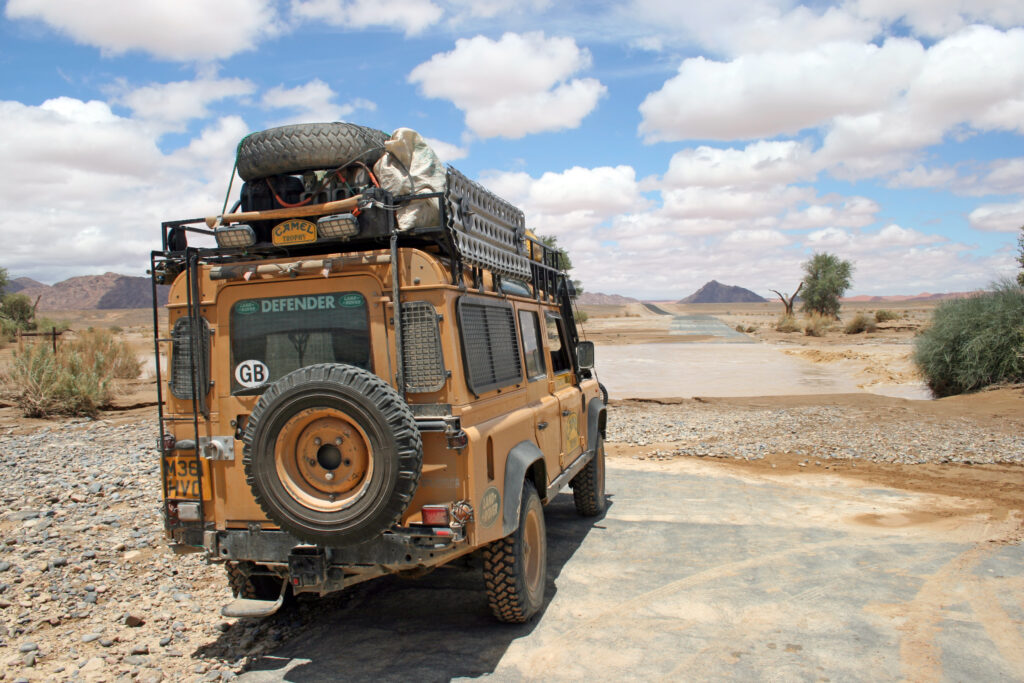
[229,292,370,394]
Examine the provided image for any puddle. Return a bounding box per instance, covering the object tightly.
[594,343,929,400]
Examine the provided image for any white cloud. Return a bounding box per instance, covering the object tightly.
[443,0,551,20]
[781,197,880,230]
[112,76,255,131]
[887,164,959,189]
[639,38,924,142]
[422,137,467,163]
[663,140,817,189]
[853,0,1024,39]
[968,200,1024,233]
[291,0,442,35]
[0,97,241,281]
[261,79,375,125]
[722,229,790,248]
[5,0,281,61]
[409,32,606,139]
[481,166,641,237]
[661,185,813,220]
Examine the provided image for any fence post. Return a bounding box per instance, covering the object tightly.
[51,328,57,353]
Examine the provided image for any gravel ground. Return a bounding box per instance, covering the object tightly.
[0,418,321,683]
[606,399,1024,465]
[0,396,1021,681]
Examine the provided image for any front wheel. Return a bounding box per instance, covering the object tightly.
[483,483,547,623]
[571,435,606,516]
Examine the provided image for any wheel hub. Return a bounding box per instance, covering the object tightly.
[274,407,373,512]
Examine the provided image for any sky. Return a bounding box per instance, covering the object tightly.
[1,0,1022,300]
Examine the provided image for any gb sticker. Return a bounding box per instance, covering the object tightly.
[235,360,269,388]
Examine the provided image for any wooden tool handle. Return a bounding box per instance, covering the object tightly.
[205,195,363,228]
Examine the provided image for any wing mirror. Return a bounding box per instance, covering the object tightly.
[576,341,595,370]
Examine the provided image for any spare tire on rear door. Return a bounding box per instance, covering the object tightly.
[242,363,422,546]
[236,122,390,181]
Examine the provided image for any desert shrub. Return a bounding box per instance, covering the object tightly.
[34,317,70,334]
[68,329,142,380]
[775,315,800,333]
[874,309,899,322]
[574,310,589,324]
[803,313,831,337]
[735,324,745,333]
[746,325,757,333]
[913,280,1024,397]
[110,325,124,334]
[844,312,878,334]
[0,329,141,417]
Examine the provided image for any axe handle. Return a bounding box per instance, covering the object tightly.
[205,195,363,228]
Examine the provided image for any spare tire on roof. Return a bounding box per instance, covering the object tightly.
[236,122,390,181]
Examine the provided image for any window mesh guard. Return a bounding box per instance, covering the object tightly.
[401,302,447,393]
[169,316,210,401]
[459,300,522,394]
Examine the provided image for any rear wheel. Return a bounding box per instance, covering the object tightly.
[483,483,547,623]
[571,435,606,516]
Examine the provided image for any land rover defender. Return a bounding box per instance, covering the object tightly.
[150,123,606,623]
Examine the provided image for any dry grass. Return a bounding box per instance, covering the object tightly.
[803,313,832,337]
[844,312,878,334]
[874,309,900,322]
[0,329,141,417]
[775,315,800,333]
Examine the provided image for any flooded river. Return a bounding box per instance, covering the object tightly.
[594,343,931,400]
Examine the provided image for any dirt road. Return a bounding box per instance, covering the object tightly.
[239,458,1024,682]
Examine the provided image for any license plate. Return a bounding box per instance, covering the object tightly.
[163,457,209,500]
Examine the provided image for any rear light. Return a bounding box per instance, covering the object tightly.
[421,505,450,527]
[177,502,201,522]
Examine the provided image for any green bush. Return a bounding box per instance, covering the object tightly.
[0,329,141,417]
[874,309,900,322]
[775,315,800,333]
[844,312,878,334]
[913,280,1024,396]
[803,313,831,337]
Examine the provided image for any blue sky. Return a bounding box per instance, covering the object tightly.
[1,0,1022,299]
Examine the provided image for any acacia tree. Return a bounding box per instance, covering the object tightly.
[770,282,802,316]
[800,252,853,318]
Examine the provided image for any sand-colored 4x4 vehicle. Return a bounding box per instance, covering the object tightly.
[151,123,606,623]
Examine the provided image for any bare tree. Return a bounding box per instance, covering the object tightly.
[770,282,802,317]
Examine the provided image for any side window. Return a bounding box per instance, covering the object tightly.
[518,310,546,381]
[545,313,572,375]
[458,297,523,394]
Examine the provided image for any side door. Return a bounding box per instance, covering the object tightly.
[545,312,582,470]
[517,309,561,477]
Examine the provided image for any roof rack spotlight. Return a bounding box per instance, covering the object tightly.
[214,224,256,249]
[317,213,359,240]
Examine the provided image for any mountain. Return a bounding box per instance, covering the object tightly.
[841,291,979,303]
[577,292,640,305]
[5,272,169,310]
[678,280,766,304]
[6,277,47,294]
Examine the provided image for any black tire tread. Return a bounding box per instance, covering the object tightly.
[482,485,545,624]
[242,363,422,545]
[237,123,390,181]
[571,437,606,516]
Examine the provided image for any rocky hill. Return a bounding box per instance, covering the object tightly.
[577,292,640,305]
[679,280,766,304]
[4,272,168,310]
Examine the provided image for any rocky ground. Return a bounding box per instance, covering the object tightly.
[606,391,1024,465]
[0,388,1022,682]
[0,418,324,683]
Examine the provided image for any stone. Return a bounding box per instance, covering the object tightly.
[80,657,105,672]
[18,642,38,653]
[130,645,150,655]
[124,614,145,627]
[81,633,101,643]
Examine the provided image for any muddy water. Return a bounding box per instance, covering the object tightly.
[594,343,930,400]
